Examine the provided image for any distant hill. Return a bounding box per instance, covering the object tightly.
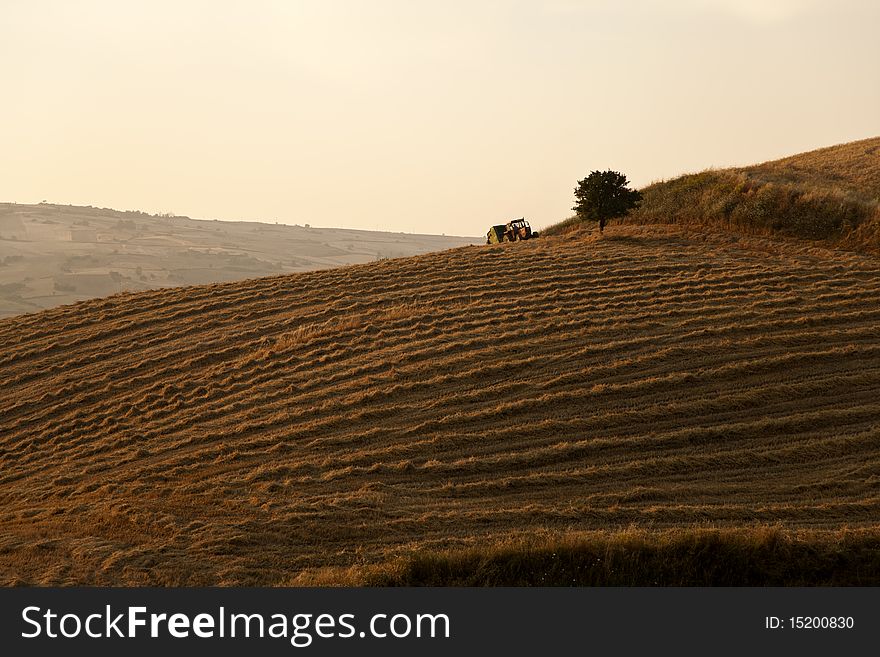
[547,137,880,252]
[0,203,478,318]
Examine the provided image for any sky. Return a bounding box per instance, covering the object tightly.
[1,1,878,235]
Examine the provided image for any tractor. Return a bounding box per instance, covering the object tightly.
[486,218,538,244]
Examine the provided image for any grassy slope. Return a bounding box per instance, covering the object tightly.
[547,137,880,251]
[1,225,879,585]
[740,137,880,199]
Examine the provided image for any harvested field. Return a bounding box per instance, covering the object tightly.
[1,225,879,585]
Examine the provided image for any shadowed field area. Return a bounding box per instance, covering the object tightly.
[1,225,879,585]
[313,528,880,586]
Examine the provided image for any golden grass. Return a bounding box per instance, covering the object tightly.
[546,137,880,252]
[1,225,879,585]
[741,136,880,200]
[628,170,880,252]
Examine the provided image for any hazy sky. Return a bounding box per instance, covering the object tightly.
[2,1,878,235]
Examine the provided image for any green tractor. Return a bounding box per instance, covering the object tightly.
[486,218,538,244]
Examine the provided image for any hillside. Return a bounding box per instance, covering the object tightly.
[0,203,477,319]
[549,137,880,252]
[740,137,880,201]
[1,225,879,585]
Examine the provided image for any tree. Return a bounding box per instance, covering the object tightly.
[573,170,642,232]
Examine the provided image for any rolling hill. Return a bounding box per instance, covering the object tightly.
[1,223,879,585]
[547,137,880,253]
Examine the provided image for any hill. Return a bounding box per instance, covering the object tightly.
[547,137,880,252]
[740,137,880,200]
[1,225,879,585]
[0,202,478,319]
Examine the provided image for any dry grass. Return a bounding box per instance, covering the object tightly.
[629,170,880,251]
[741,137,880,200]
[295,527,880,586]
[547,137,880,252]
[1,225,879,585]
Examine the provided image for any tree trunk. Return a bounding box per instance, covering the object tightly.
[599,217,605,233]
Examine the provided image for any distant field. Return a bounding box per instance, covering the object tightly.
[0,202,477,318]
[1,225,878,585]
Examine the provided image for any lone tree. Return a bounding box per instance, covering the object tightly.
[573,170,642,233]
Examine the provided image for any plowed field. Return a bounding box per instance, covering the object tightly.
[1,225,879,585]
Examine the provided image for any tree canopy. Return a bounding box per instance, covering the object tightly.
[573,170,642,232]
